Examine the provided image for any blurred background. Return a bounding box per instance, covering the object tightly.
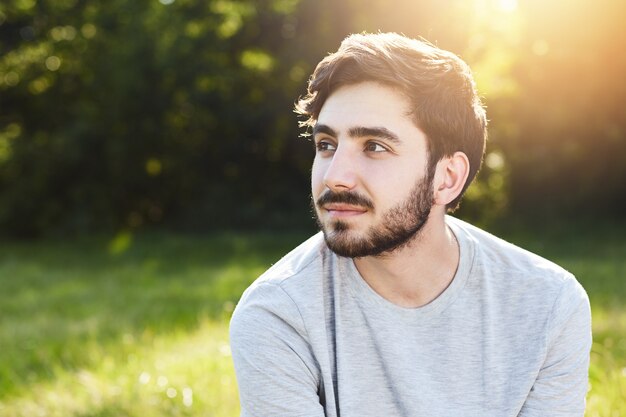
[1,0,625,237]
[0,0,625,416]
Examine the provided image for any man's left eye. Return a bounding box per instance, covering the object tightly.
[365,142,387,152]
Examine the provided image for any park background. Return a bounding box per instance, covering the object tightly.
[0,0,624,415]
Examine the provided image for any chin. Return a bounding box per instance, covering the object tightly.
[321,226,371,258]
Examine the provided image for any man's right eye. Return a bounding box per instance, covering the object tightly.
[315,141,336,152]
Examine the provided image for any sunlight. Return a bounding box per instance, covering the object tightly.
[498,0,518,13]
[472,0,519,17]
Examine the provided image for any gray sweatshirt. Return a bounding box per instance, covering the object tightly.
[230,216,591,417]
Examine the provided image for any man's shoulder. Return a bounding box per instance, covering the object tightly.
[449,216,586,299]
[233,232,328,313]
[256,232,327,285]
[450,216,570,276]
[450,216,589,339]
[230,232,328,342]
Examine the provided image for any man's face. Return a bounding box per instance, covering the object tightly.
[311,82,434,258]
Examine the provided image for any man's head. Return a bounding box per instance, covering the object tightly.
[296,32,487,211]
[298,33,487,257]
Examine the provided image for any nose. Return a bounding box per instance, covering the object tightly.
[322,145,358,191]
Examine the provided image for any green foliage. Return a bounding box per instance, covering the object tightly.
[0,0,625,236]
[0,0,325,236]
[0,227,624,415]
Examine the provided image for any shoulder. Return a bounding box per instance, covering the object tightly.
[448,216,589,321]
[237,232,327,305]
[253,232,327,287]
[449,216,577,280]
[230,232,328,338]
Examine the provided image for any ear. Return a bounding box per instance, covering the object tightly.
[433,152,470,207]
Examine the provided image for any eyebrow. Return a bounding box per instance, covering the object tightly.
[312,124,401,143]
[312,124,337,138]
[348,126,401,143]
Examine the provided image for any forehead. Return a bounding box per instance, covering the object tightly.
[317,82,415,131]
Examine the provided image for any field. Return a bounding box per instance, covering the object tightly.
[0,223,624,416]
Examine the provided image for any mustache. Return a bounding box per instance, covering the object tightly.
[316,190,374,210]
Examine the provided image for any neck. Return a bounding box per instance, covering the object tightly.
[353,212,459,308]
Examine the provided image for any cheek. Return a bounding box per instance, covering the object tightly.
[311,157,326,196]
[371,167,422,202]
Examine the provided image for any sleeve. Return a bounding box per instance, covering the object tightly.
[518,275,592,417]
[229,282,325,417]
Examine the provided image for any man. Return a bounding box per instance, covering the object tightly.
[230,33,591,417]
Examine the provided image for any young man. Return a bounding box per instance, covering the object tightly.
[230,33,591,417]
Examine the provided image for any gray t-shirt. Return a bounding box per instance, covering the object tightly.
[230,216,591,417]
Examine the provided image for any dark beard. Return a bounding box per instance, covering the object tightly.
[314,174,434,258]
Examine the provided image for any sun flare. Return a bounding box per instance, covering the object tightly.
[498,0,518,13]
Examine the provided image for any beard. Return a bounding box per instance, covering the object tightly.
[314,173,434,258]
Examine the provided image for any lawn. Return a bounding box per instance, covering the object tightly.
[0,224,624,416]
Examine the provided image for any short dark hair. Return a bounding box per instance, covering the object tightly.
[295,32,488,211]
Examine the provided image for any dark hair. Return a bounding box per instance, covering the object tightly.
[295,32,487,211]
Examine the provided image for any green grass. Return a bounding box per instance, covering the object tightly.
[0,225,624,416]
[0,231,304,417]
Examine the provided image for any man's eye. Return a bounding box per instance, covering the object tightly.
[315,141,336,152]
[365,142,387,152]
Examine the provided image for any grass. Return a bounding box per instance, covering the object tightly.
[0,224,624,416]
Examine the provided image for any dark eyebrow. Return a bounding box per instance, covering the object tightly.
[312,124,337,138]
[348,126,401,143]
[313,124,401,143]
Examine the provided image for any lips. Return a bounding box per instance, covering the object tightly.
[323,203,368,217]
